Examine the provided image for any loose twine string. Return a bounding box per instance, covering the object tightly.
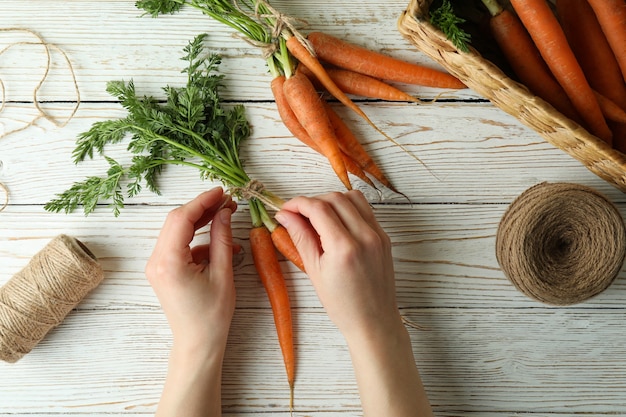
[496,182,626,305]
[0,28,81,213]
[0,235,103,363]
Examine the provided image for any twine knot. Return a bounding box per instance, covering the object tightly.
[496,182,626,305]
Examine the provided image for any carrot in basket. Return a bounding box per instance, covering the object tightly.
[480,0,580,123]
[586,0,626,82]
[249,225,296,409]
[594,91,626,125]
[285,35,390,141]
[281,71,352,190]
[270,75,376,189]
[509,0,613,143]
[556,0,626,112]
[306,31,466,89]
[297,64,421,103]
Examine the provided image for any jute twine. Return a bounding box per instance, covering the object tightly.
[496,182,626,305]
[0,235,104,363]
[0,28,81,214]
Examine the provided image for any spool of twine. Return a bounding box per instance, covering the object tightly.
[0,235,104,363]
[496,182,626,305]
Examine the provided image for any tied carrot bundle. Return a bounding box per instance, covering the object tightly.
[509,0,613,143]
[249,225,296,409]
[45,37,307,411]
[306,31,466,89]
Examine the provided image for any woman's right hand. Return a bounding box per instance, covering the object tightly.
[275,190,402,340]
[277,190,434,417]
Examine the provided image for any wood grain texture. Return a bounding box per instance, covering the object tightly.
[2,0,626,416]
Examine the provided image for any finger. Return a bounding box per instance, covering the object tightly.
[208,207,234,277]
[194,196,237,231]
[191,242,243,264]
[158,188,226,250]
[313,192,371,236]
[343,190,387,237]
[275,209,323,272]
[279,195,351,251]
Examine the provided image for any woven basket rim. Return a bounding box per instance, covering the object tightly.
[397,0,626,192]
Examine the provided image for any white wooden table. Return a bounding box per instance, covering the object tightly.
[2,1,626,416]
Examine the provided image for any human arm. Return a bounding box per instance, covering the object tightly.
[145,187,237,417]
[275,190,434,417]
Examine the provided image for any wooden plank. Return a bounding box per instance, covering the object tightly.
[2,308,626,414]
[0,0,477,102]
[1,102,620,207]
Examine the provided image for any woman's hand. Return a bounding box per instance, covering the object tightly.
[276,190,434,417]
[275,190,399,341]
[146,186,237,355]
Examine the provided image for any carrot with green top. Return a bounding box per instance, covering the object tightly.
[281,71,352,190]
[271,75,376,189]
[297,64,421,103]
[323,102,399,193]
[249,224,296,410]
[306,31,466,89]
[285,35,390,141]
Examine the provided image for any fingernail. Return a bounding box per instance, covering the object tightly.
[275,212,288,228]
[219,208,231,225]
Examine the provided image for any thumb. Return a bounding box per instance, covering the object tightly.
[208,208,234,277]
[275,210,322,272]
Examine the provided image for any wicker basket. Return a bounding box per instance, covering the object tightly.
[397,0,626,192]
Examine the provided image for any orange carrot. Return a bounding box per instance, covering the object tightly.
[586,0,626,82]
[481,1,580,122]
[510,0,613,143]
[249,226,295,408]
[298,64,421,103]
[285,35,388,140]
[271,75,376,188]
[323,101,399,193]
[281,71,352,190]
[306,31,466,89]
[595,90,626,125]
[556,0,626,111]
[270,225,306,273]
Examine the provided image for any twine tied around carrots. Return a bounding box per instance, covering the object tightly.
[0,235,103,363]
[496,182,626,305]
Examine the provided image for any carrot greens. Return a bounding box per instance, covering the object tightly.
[429,0,471,53]
[45,34,275,217]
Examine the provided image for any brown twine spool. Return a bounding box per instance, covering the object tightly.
[0,235,104,363]
[496,182,626,305]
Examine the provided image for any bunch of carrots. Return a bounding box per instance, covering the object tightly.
[139,0,466,194]
[136,0,466,408]
[452,0,626,149]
